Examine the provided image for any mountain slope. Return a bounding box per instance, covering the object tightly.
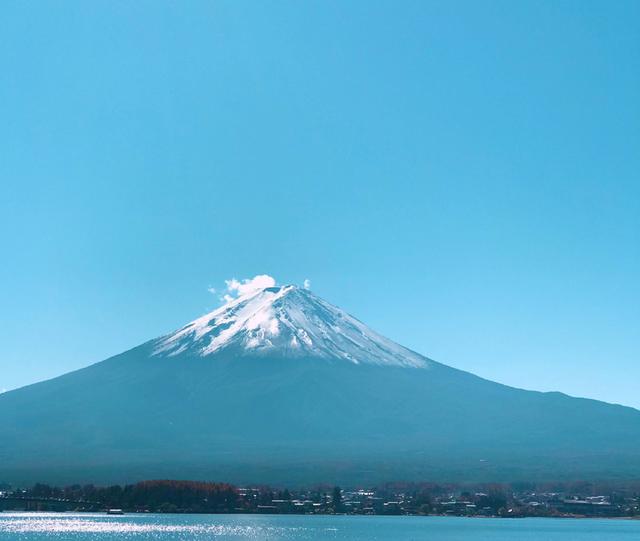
[1,285,639,485]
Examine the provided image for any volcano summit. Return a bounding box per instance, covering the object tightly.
[153,285,426,367]
[1,284,639,485]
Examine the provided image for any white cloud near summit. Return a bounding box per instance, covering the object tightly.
[223,274,277,300]
[211,274,311,305]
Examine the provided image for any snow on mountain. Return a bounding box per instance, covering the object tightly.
[153,285,428,368]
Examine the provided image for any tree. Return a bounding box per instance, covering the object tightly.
[332,486,343,512]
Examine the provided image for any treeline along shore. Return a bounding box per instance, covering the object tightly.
[1,479,640,518]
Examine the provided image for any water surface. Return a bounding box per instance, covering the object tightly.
[1,512,638,540]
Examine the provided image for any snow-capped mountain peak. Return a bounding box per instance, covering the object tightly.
[153,285,428,368]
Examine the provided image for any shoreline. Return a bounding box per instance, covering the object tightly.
[2,509,639,521]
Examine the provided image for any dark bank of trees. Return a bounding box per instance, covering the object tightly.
[10,480,241,513]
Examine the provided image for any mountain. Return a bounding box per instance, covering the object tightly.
[1,285,639,486]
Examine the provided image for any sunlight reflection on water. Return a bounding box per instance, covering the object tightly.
[0,513,318,539]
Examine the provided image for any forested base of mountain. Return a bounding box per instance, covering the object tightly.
[2,352,640,487]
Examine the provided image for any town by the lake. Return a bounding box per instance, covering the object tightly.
[2,480,639,519]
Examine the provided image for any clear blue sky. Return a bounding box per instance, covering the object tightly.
[1,1,638,408]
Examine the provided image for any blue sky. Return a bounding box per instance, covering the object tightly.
[1,1,638,408]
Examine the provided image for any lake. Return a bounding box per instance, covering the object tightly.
[0,512,639,540]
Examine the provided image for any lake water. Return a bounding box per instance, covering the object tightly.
[0,512,639,540]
